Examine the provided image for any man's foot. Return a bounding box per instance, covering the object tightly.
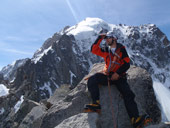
[84,100,101,114]
[131,114,152,128]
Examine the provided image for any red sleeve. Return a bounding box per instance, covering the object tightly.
[91,36,108,58]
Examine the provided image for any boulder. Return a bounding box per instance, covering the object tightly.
[7,63,160,128]
[18,105,47,128]
[41,63,161,128]
[55,113,98,128]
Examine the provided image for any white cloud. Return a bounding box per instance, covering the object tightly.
[3,49,33,55]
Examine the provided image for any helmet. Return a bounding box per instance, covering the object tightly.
[105,31,117,39]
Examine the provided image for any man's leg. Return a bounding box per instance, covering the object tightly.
[87,73,108,103]
[114,77,152,128]
[114,77,139,119]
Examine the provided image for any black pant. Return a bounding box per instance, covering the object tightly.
[87,73,139,119]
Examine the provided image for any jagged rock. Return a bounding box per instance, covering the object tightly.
[40,82,89,128]
[0,73,3,82]
[0,98,40,128]
[0,94,20,128]
[55,113,98,128]
[18,105,47,128]
[47,84,71,104]
[11,99,40,127]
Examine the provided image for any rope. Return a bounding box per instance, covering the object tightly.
[108,78,117,128]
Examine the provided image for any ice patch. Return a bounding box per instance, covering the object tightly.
[69,71,76,85]
[0,84,9,97]
[14,95,24,113]
[10,77,16,83]
[40,82,52,96]
[0,108,5,115]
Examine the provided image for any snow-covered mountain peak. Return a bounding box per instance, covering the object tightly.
[65,18,165,53]
[66,18,111,52]
[66,17,111,35]
[0,58,29,80]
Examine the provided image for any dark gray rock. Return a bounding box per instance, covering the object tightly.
[0,73,3,82]
[11,99,40,128]
[0,94,20,128]
[18,105,47,128]
[47,84,71,104]
[0,97,40,128]
[40,82,89,128]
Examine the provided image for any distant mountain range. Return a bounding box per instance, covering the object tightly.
[0,17,170,101]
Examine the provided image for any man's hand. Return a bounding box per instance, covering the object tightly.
[111,72,120,81]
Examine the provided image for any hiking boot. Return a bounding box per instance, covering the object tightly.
[131,114,152,128]
[84,100,101,114]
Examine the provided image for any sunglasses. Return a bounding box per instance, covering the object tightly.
[104,36,112,39]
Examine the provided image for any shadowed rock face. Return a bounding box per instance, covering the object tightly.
[13,63,161,128]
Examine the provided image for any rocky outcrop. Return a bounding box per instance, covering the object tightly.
[11,63,161,128]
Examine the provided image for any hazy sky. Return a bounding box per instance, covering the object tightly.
[0,0,170,70]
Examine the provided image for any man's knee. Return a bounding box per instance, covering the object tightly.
[88,74,96,89]
[87,73,103,89]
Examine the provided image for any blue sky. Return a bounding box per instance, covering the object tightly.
[0,0,170,70]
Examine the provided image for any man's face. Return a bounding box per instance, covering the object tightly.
[105,37,114,46]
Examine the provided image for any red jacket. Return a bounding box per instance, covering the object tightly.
[91,36,130,75]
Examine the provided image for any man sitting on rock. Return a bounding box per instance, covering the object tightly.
[84,31,151,128]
